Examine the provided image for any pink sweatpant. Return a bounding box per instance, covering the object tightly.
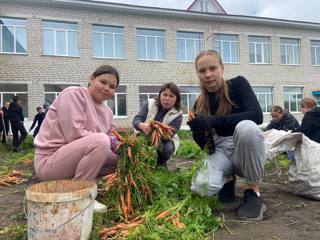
[35,133,118,181]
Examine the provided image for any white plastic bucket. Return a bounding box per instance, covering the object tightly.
[26,180,97,240]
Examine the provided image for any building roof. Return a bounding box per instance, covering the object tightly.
[187,0,227,14]
[2,0,320,30]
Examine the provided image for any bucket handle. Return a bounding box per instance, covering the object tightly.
[24,192,96,232]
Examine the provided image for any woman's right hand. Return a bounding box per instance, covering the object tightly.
[139,122,152,135]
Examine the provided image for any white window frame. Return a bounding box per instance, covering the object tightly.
[43,22,78,57]
[214,34,239,64]
[252,86,273,113]
[248,36,271,64]
[283,87,304,113]
[0,19,27,54]
[93,26,124,59]
[0,91,28,118]
[178,32,203,62]
[311,40,320,66]
[106,86,127,118]
[280,38,300,65]
[137,29,165,61]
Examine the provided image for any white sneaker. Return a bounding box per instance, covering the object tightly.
[93,200,107,213]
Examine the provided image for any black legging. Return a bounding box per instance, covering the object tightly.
[10,120,27,148]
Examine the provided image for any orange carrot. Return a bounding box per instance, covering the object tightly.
[129,133,137,145]
[127,186,132,214]
[129,173,137,189]
[120,194,128,219]
[127,147,132,159]
[112,130,124,141]
[155,210,171,220]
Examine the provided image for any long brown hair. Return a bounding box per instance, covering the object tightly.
[193,50,235,116]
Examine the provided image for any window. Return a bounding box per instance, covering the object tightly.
[137,29,165,60]
[44,84,79,104]
[92,25,124,59]
[139,86,161,108]
[214,34,239,63]
[205,1,209,12]
[252,86,273,113]
[0,17,26,54]
[43,20,79,56]
[284,87,303,112]
[200,1,204,11]
[280,38,300,65]
[107,86,127,117]
[311,40,320,66]
[178,31,203,62]
[0,84,28,117]
[180,86,200,114]
[249,36,270,64]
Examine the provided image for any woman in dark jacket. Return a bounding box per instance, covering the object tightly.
[295,97,320,143]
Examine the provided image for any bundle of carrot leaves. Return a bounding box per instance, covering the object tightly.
[93,129,223,240]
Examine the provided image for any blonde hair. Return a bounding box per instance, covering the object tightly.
[300,97,317,110]
[193,50,235,116]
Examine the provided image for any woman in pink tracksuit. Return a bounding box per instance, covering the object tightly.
[34,65,119,181]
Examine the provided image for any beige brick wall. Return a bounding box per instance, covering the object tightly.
[1,2,320,127]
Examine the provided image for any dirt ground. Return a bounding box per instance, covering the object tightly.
[1,157,320,239]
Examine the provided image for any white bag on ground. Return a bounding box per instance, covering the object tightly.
[263,129,320,200]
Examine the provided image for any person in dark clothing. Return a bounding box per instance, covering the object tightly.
[266,105,300,131]
[132,82,183,167]
[7,96,27,151]
[294,97,320,143]
[187,50,266,221]
[0,101,10,144]
[29,107,46,138]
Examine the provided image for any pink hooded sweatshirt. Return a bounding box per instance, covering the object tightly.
[34,86,114,156]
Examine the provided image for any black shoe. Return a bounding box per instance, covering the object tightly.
[218,176,236,203]
[236,189,267,221]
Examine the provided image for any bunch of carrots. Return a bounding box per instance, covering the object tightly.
[100,131,156,223]
[149,120,174,147]
[0,170,27,187]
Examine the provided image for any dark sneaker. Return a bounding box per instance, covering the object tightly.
[236,189,267,221]
[218,176,236,203]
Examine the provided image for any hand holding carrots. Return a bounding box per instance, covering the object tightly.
[139,122,152,135]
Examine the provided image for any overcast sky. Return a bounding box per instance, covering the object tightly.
[101,0,320,23]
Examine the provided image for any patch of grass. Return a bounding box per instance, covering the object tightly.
[176,140,204,160]
[265,154,290,171]
[292,201,306,208]
[0,224,27,240]
[177,130,192,140]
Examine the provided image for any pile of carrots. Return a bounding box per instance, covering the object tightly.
[156,210,185,229]
[99,217,143,239]
[149,120,174,147]
[0,170,27,187]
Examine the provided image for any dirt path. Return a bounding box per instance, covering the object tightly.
[215,179,320,240]
[1,159,320,239]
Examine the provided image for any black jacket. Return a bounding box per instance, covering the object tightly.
[296,107,320,143]
[30,112,46,131]
[267,111,300,131]
[192,76,263,149]
[7,102,24,122]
